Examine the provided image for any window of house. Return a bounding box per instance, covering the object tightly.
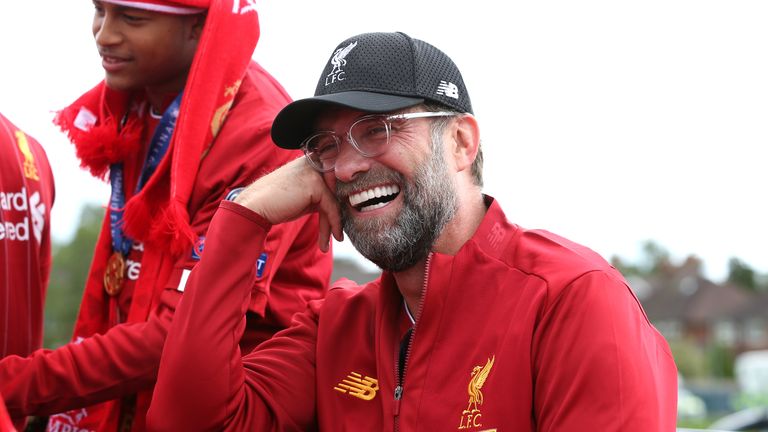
[714,320,737,347]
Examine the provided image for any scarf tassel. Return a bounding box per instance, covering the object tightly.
[54,110,143,180]
[152,199,196,257]
[123,196,194,258]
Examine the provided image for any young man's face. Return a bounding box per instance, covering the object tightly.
[92,0,202,94]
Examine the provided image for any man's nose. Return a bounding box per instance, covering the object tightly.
[94,14,122,46]
[333,138,373,183]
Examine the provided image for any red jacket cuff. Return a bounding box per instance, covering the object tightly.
[218,200,273,231]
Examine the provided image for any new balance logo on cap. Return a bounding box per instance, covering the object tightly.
[436,81,459,100]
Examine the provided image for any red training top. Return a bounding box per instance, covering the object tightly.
[0,63,332,432]
[0,113,55,359]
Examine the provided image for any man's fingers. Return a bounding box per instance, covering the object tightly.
[317,212,331,253]
[234,156,344,249]
[316,187,343,252]
[327,205,343,242]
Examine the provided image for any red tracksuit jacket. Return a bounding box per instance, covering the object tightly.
[0,63,332,431]
[0,113,55,360]
[149,196,678,431]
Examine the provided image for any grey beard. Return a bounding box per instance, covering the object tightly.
[337,141,458,272]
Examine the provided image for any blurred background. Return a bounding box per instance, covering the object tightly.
[2,1,767,430]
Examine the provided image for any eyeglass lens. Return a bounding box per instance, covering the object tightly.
[304,116,392,171]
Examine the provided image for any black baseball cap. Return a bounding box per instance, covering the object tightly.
[271,32,473,149]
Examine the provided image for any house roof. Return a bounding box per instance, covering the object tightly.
[641,274,754,323]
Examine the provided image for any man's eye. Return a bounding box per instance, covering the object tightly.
[366,126,388,137]
[316,144,334,156]
[357,122,388,141]
[308,137,337,158]
[123,13,147,23]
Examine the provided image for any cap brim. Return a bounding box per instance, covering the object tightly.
[99,0,205,14]
[271,91,424,149]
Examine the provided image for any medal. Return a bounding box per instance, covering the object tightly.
[104,251,126,296]
[103,95,180,299]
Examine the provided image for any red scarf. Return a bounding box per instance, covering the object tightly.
[52,1,260,430]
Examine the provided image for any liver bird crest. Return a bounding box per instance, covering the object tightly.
[328,41,358,76]
[463,355,495,414]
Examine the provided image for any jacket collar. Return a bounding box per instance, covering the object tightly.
[376,194,518,313]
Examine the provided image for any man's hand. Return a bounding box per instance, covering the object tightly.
[234,157,343,252]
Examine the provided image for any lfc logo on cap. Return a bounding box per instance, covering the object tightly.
[326,41,358,86]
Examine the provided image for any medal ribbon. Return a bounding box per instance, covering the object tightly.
[108,93,183,255]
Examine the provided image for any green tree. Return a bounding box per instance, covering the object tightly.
[640,240,673,275]
[612,240,672,277]
[44,204,105,348]
[669,339,708,378]
[706,342,735,378]
[727,257,757,291]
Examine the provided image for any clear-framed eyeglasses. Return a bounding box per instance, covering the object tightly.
[301,111,459,172]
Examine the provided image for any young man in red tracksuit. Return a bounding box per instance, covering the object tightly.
[0,1,331,431]
[148,32,678,431]
[0,113,55,360]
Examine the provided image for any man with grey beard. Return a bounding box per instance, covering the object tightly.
[337,107,458,272]
[148,32,678,431]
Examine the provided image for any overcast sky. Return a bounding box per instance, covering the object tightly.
[1,1,766,282]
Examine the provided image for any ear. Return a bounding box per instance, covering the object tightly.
[448,114,480,174]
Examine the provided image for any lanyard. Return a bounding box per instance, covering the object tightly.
[108,93,182,255]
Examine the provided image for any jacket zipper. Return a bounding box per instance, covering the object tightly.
[394,253,432,431]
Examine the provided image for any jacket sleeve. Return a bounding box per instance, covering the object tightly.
[148,202,321,432]
[0,188,327,422]
[531,270,678,431]
[0,289,178,419]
